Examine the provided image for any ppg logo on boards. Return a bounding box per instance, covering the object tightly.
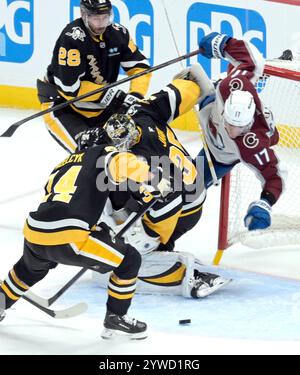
[0,0,34,63]
[187,3,266,79]
[70,0,154,65]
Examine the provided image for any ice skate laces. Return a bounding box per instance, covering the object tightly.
[123,315,137,326]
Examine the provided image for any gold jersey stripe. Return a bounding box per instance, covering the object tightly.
[108,290,135,300]
[10,270,29,291]
[79,237,124,267]
[69,104,104,118]
[1,283,20,301]
[23,222,89,245]
[143,210,182,244]
[180,205,203,218]
[172,79,200,116]
[59,81,104,103]
[126,67,152,96]
[141,263,186,285]
[42,103,77,152]
[110,274,137,286]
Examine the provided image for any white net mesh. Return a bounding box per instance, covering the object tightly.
[227,61,300,249]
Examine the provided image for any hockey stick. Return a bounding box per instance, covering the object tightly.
[28,197,158,308]
[0,279,88,319]
[0,49,201,138]
[22,293,88,319]
[162,0,219,186]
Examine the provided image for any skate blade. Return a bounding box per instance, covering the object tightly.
[197,278,232,298]
[101,328,148,340]
[0,311,5,322]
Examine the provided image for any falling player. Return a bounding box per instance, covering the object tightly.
[195,33,283,232]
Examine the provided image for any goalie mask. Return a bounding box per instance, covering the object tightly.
[80,0,113,36]
[223,90,256,138]
[104,114,140,151]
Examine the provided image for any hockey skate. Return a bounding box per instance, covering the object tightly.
[101,311,147,340]
[189,270,232,298]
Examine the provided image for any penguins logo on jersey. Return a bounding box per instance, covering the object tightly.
[66,27,86,42]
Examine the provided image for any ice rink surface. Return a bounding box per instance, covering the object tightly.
[1,108,300,355]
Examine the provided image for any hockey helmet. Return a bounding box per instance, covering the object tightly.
[104,114,140,151]
[80,0,112,15]
[80,0,113,35]
[224,90,256,127]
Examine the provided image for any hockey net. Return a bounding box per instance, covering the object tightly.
[217,60,300,253]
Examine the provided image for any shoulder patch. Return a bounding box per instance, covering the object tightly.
[66,27,86,42]
[105,146,117,153]
[111,23,127,34]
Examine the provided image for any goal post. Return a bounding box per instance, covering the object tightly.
[214,61,300,265]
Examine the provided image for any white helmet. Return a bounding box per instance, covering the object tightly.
[224,90,256,127]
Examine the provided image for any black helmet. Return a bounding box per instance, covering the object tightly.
[80,0,112,15]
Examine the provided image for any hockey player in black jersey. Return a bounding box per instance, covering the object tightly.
[37,0,151,153]
[78,66,231,298]
[0,132,172,339]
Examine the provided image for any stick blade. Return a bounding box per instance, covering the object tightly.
[53,302,88,319]
[0,125,20,137]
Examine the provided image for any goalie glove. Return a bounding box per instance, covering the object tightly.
[199,32,231,59]
[244,199,271,231]
[75,127,109,151]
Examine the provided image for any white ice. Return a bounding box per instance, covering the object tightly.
[1,108,300,355]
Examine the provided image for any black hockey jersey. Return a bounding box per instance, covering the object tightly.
[23,145,150,246]
[129,79,205,206]
[45,18,151,118]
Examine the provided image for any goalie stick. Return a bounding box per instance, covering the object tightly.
[25,197,159,308]
[0,49,201,138]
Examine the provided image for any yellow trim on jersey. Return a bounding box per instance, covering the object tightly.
[69,104,104,118]
[79,237,124,266]
[128,37,138,53]
[1,283,20,301]
[108,290,135,300]
[108,152,150,183]
[42,103,77,152]
[172,79,200,116]
[141,263,186,285]
[10,270,29,291]
[23,222,89,246]
[127,67,152,96]
[111,274,137,285]
[180,205,202,218]
[143,210,182,244]
[59,81,105,102]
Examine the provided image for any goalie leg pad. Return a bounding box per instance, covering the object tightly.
[93,251,202,297]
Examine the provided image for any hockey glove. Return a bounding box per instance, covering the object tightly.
[244,199,271,231]
[118,92,143,114]
[75,127,109,151]
[199,32,231,59]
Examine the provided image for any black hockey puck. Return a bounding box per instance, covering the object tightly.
[179,319,191,325]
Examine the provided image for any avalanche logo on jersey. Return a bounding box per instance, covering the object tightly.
[187,3,266,78]
[70,0,154,66]
[0,0,34,63]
